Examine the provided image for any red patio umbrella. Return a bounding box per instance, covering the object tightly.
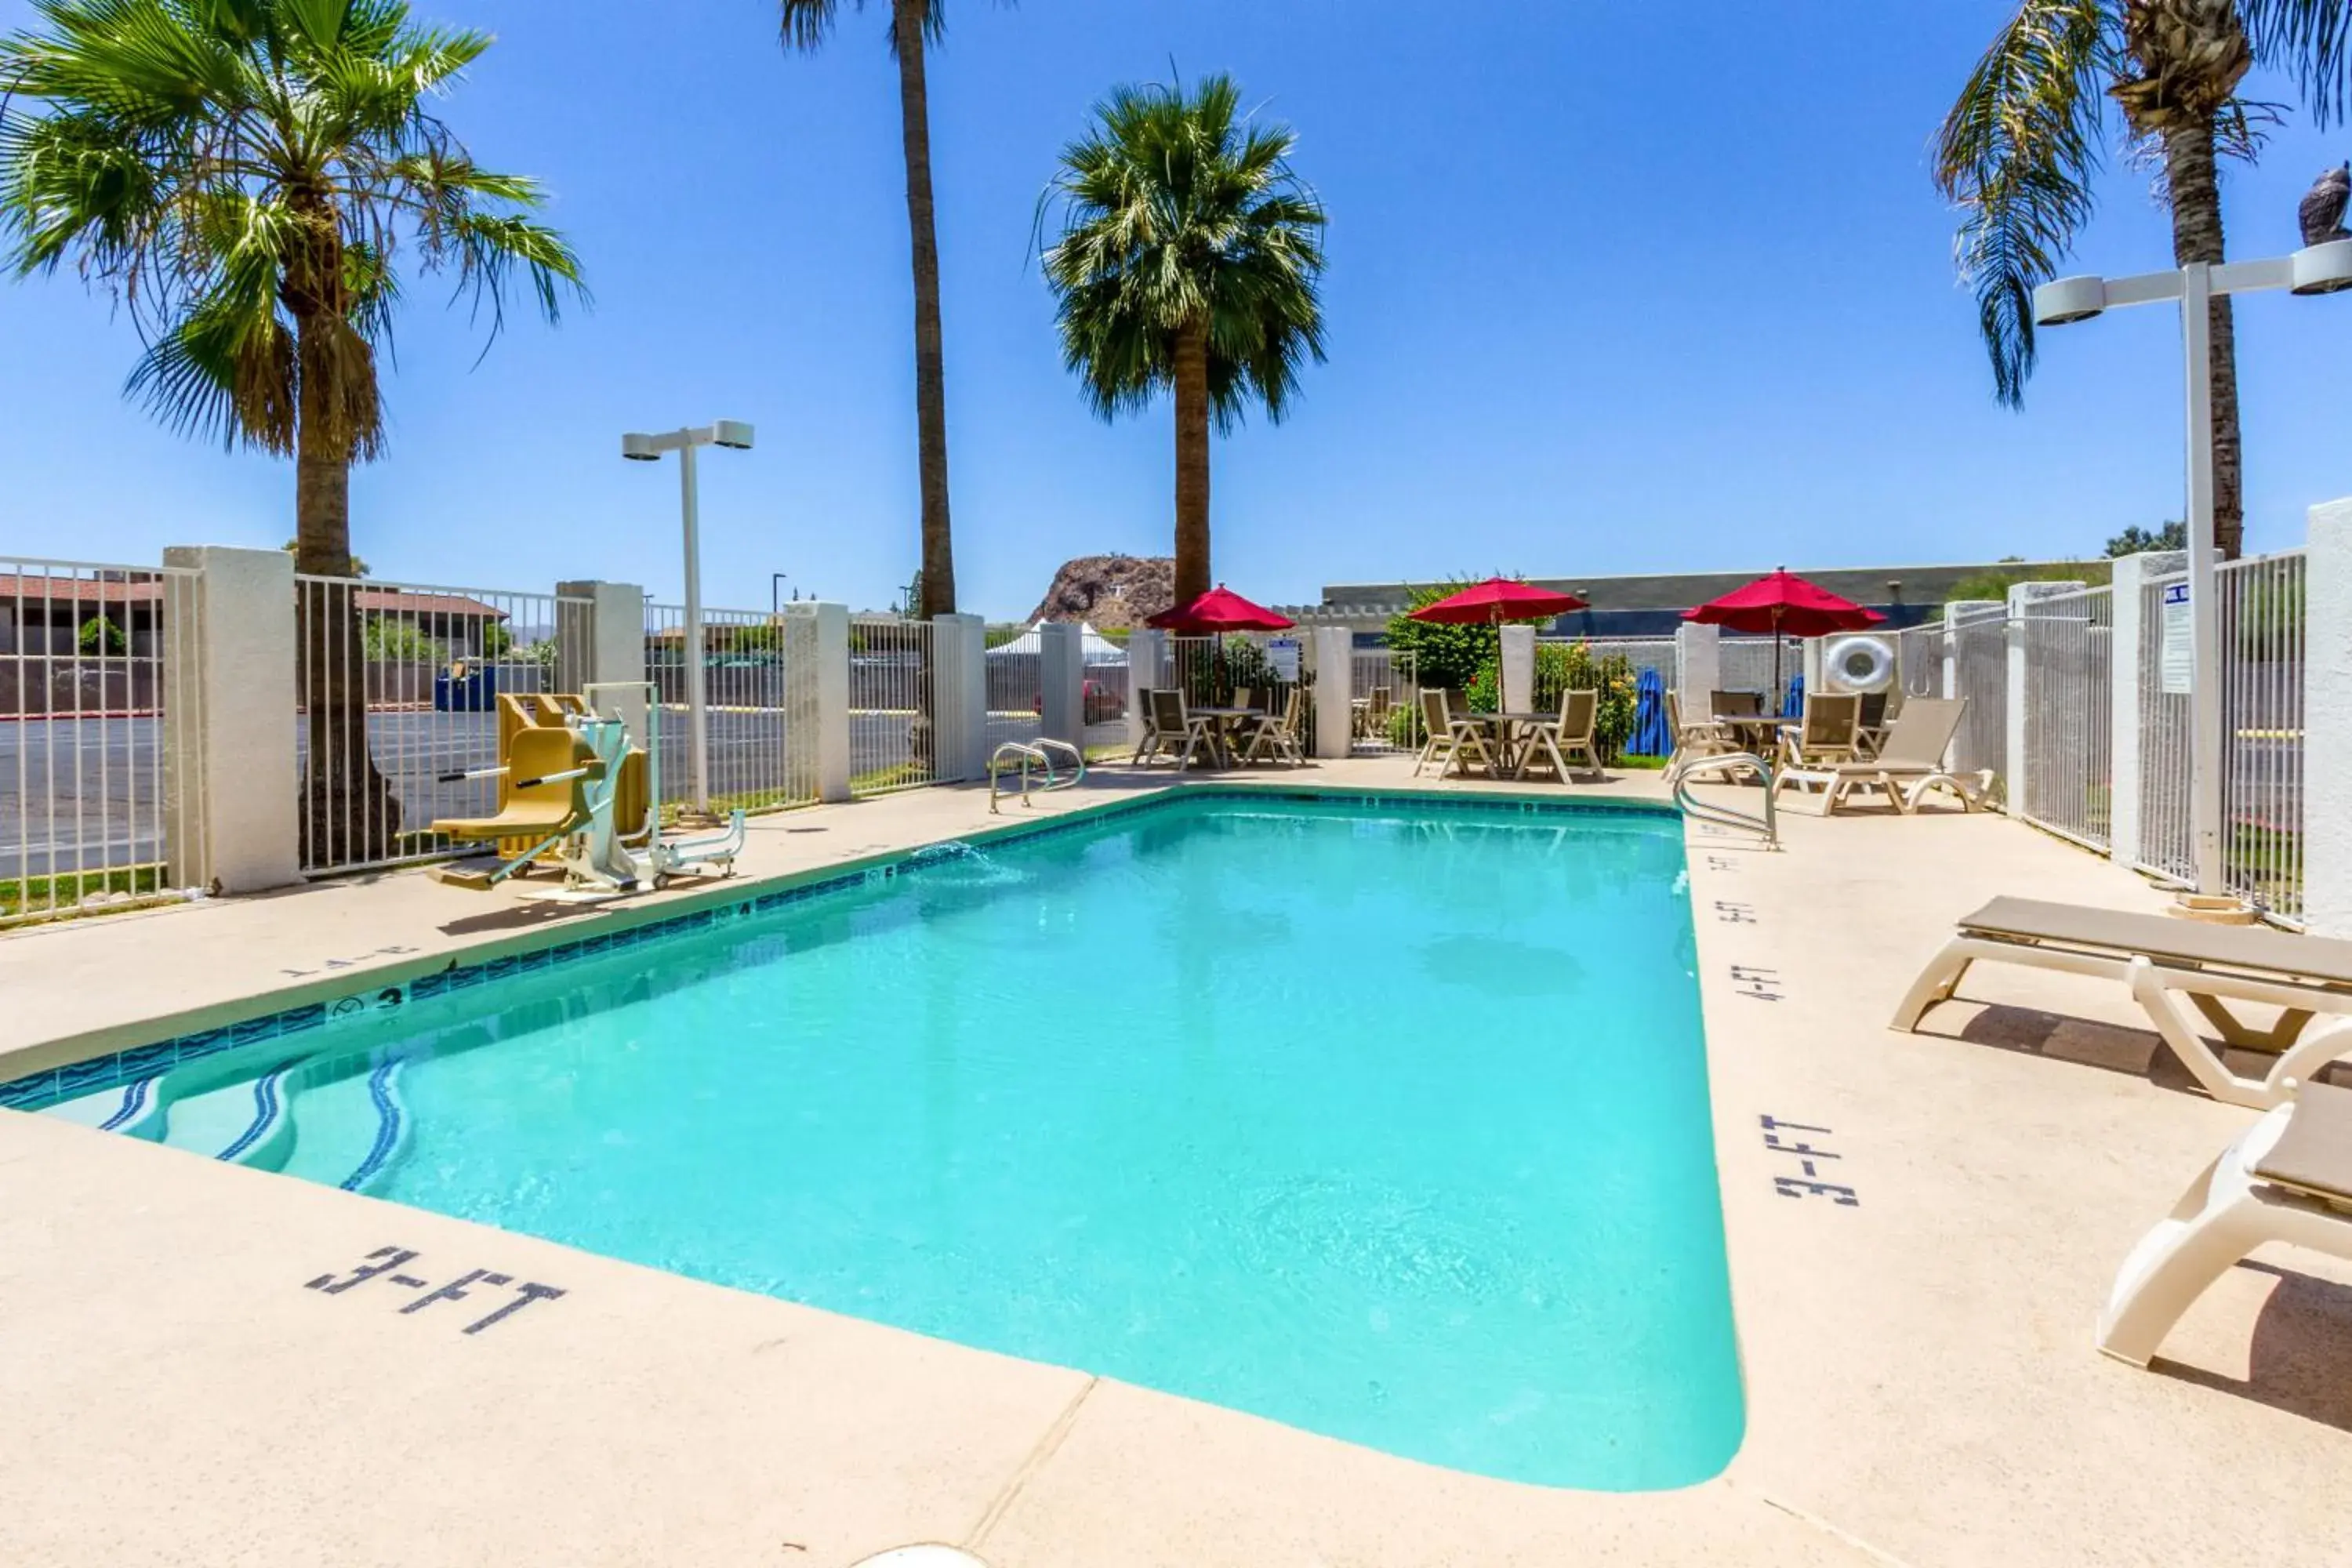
[1408,578,1588,711]
[1146,584,1298,633]
[1681,568,1884,706]
[1148,586,1297,705]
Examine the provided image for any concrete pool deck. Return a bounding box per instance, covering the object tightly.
[4,757,2350,1565]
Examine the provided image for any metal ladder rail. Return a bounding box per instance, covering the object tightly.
[989,739,1087,813]
[1672,752,1780,847]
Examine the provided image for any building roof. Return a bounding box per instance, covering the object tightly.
[1316,560,2093,615]
[0,576,506,619]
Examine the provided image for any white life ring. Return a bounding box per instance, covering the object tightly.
[1825,635,1894,694]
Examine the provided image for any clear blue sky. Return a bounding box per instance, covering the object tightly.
[2,0,2347,615]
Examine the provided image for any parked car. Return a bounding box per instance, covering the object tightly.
[1031,679,1127,724]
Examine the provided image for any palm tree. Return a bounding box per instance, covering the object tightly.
[1,0,583,866]
[1935,0,2352,560]
[1040,74,1327,602]
[777,0,960,621]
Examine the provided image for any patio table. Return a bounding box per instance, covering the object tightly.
[1472,711,1559,779]
[1188,706,1261,768]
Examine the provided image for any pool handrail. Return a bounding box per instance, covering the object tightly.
[989,739,1087,813]
[1673,752,1780,848]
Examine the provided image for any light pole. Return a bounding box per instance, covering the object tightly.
[771,572,789,622]
[622,420,755,816]
[2033,238,2352,895]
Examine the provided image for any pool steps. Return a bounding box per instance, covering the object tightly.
[43,1046,412,1194]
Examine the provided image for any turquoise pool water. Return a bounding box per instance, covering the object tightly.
[34,793,1742,1489]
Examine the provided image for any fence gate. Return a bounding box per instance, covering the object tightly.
[2019,587,2114,851]
[849,615,936,796]
[2216,550,2306,920]
[294,575,592,875]
[1350,647,1419,753]
[2,557,205,925]
[645,602,808,815]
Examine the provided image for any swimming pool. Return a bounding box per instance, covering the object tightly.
[20,791,1742,1490]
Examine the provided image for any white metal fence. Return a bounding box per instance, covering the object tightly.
[1717,635,1805,710]
[1080,642,1131,753]
[645,602,810,815]
[850,615,935,795]
[293,575,591,875]
[2,557,205,925]
[1349,647,1419,754]
[984,631,1043,757]
[2216,551,2306,918]
[1559,636,1679,690]
[1948,609,2009,788]
[2018,586,2114,851]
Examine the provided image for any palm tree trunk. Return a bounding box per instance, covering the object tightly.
[1172,318,1213,602]
[2160,124,2244,560]
[292,309,397,866]
[891,0,956,620]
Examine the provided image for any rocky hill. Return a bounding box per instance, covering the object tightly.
[1027,554,1175,629]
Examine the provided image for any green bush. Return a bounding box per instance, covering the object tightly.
[1381,582,1500,693]
[364,615,444,664]
[77,615,126,655]
[1466,641,1639,761]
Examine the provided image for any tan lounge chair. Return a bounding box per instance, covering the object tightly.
[1240,687,1307,766]
[1777,691,1860,771]
[1413,689,1495,779]
[1519,688,1602,781]
[1665,690,1758,785]
[1893,896,2352,1109]
[2098,1083,2352,1366]
[1773,697,1976,815]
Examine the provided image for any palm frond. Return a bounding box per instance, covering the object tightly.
[2242,0,2352,125]
[1933,0,2117,406]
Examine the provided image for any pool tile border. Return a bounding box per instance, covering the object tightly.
[0,785,1675,1112]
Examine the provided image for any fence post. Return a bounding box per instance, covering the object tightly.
[2106,552,2180,869]
[162,545,299,893]
[1674,622,1719,704]
[1498,625,1535,713]
[931,612,985,782]
[2306,499,2352,936]
[1313,626,1353,759]
[785,602,851,803]
[557,579,648,739]
[1039,621,1083,750]
[2005,581,2084,824]
[1126,628,1165,752]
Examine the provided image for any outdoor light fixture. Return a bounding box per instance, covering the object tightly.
[619,421,757,815]
[2030,240,2349,892]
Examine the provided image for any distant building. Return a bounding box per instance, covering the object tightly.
[1286,560,2089,640]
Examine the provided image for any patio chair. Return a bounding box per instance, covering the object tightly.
[1232,687,1254,713]
[1777,691,1862,771]
[1360,686,1391,741]
[1773,697,1974,815]
[1665,690,1751,782]
[1142,688,1218,770]
[1128,686,1163,764]
[1854,689,1891,760]
[1413,688,1496,779]
[1240,686,1308,767]
[1891,895,2352,1109]
[2097,1083,2352,1367]
[1518,689,1602,782]
[1711,690,1763,718]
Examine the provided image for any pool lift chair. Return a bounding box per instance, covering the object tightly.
[426,686,746,902]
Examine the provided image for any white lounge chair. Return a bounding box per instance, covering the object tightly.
[1893,896,2352,1109]
[2098,1082,2352,1366]
[1774,697,1976,815]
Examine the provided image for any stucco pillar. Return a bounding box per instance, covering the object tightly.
[1313,626,1354,759]
[930,612,985,783]
[1499,624,1535,713]
[784,603,850,803]
[1674,622,1720,709]
[1039,621,1083,751]
[2305,499,2352,936]
[557,579,648,741]
[1125,628,1165,753]
[162,545,300,894]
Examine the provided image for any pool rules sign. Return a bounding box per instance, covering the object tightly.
[2159,580,2193,695]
